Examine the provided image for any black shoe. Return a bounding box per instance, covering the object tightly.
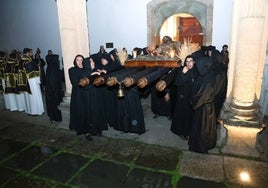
[85,134,93,141]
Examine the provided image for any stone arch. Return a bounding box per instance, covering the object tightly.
[147,0,213,46]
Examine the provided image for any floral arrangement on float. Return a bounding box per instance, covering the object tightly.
[117,48,129,65]
[178,38,200,66]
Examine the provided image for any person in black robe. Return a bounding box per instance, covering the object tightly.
[45,54,63,123]
[87,54,123,136]
[149,68,176,119]
[220,44,229,67]
[82,56,105,137]
[34,48,46,92]
[189,56,217,153]
[69,54,93,141]
[193,46,227,121]
[210,50,228,121]
[96,45,109,60]
[115,85,145,134]
[170,55,198,140]
[109,48,120,63]
[151,83,172,119]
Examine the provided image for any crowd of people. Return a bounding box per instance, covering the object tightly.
[130,37,230,153]
[68,42,229,154]
[0,48,64,123]
[69,46,146,141]
[0,41,229,153]
[167,45,228,153]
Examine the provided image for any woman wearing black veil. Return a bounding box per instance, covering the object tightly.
[45,54,63,123]
[69,54,93,141]
[83,54,123,136]
[189,56,217,153]
[170,55,198,140]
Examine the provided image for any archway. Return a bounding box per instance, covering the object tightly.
[159,13,203,47]
[147,0,213,46]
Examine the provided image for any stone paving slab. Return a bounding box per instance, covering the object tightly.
[71,159,129,188]
[1,101,268,187]
[0,166,17,185]
[177,176,226,188]
[67,135,110,157]
[180,151,225,182]
[3,175,57,188]
[33,152,89,183]
[0,139,28,161]
[0,123,228,188]
[2,145,57,171]
[224,156,268,188]
[134,144,180,170]
[123,168,172,188]
[98,139,144,163]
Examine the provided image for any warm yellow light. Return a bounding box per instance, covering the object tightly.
[169,50,175,58]
[240,171,250,182]
[132,50,137,58]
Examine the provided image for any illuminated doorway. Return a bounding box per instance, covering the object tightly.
[147,0,213,47]
[159,13,203,46]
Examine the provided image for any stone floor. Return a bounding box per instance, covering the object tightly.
[0,95,268,187]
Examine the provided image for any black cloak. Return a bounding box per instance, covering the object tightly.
[45,54,63,122]
[189,57,217,153]
[68,57,91,135]
[115,86,145,134]
[170,66,198,139]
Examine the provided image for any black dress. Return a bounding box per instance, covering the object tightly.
[45,54,63,122]
[68,63,91,135]
[151,85,171,117]
[210,51,228,120]
[170,66,198,139]
[89,57,123,135]
[115,86,145,134]
[189,57,217,153]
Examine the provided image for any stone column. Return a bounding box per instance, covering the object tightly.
[56,0,89,97]
[225,0,268,126]
[56,0,89,129]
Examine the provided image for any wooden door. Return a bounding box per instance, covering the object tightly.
[178,17,203,46]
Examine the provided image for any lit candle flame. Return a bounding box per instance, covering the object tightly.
[169,49,175,58]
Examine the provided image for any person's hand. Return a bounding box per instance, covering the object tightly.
[100,69,107,74]
[91,71,100,76]
[164,93,170,102]
[79,77,89,86]
[182,66,189,73]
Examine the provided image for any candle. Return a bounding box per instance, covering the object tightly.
[169,49,175,58]
[132,50,137,58]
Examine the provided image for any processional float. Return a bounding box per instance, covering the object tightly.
[79,56,181,97]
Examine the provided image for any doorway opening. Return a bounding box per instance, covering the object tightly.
[159,13,203,47]
[147,0,213,47]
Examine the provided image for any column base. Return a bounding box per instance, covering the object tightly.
[221,124,261,158]
[58,96,71,130]
[221,100,263,128]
